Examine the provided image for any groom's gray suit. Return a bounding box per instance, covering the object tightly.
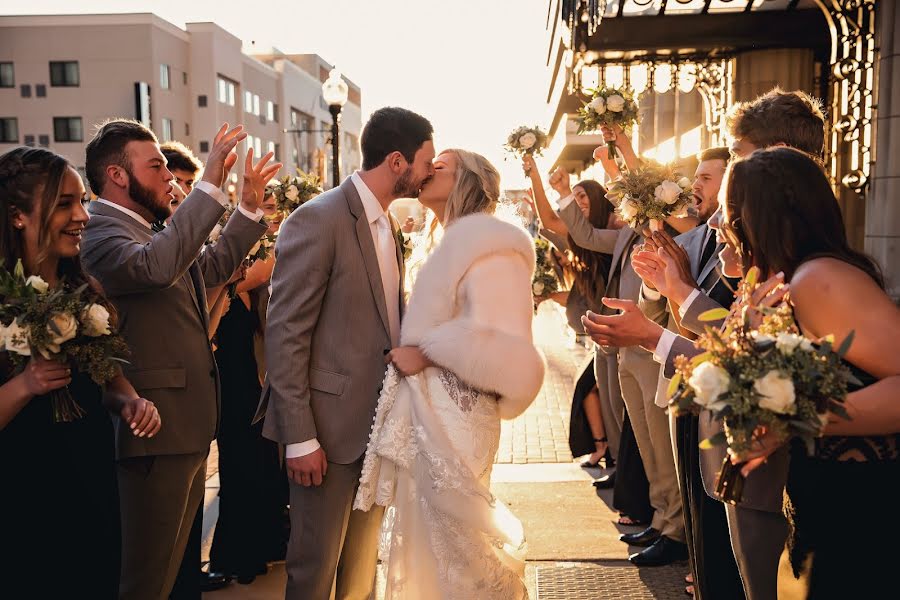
[257,176,404,600]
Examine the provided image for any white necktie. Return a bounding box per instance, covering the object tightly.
[376,215,401,347]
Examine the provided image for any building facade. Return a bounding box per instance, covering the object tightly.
[0,13,362,192]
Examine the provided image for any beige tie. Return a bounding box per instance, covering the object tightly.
[376,215,401,347]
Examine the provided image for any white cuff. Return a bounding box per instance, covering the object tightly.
[642,284,662,301]
[236,203,265,222]
[195,180,228,206]
[678,288,702,318]
[557,193,575,210]
[285,438,321,459]
[653,329,677,364]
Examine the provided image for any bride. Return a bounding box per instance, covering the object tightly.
[354,149,545,598]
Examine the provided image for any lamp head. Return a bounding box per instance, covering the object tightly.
[322,68,349,108]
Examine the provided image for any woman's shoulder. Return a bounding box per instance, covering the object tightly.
[791,257,880,301]
[440,212,535,267]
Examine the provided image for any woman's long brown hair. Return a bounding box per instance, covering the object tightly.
[568,179,613,301]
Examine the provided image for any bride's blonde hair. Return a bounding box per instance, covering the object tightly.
[442,149,501,223]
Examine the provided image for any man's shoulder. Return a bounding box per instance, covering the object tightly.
[674,223,707,244]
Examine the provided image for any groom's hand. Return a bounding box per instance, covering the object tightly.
[287,448,328,487]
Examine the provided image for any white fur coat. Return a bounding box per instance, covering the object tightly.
[400,212,545,419]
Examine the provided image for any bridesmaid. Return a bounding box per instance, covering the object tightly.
[721,148,900,599]
[0,147,160,598]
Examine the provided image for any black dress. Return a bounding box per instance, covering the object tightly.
[209,295,287,577]
[782,363,898,599]
[0,368,120,598]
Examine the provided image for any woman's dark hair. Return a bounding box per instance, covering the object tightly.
[360,107,433,170]
[568,179,613,301]
[725,147,883,288]
[0,146,109,304]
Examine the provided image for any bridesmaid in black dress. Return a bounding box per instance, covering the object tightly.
[720,148,900,599]
[0,147,160,598]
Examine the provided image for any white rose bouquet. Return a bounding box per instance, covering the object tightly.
[668,267,856,503]
[0,260,130,422]
[268,169,323,218]
[504,125,548,158]
[576,85,640,159]
[604,159,693,230]
[247,231,277,264]
[532,238,560,304]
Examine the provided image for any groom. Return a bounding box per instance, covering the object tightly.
[257,106,434,599]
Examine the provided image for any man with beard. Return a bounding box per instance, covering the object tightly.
[255,106,434,600]
[81,119,279,600]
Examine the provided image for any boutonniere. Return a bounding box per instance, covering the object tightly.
[396,227,413,262]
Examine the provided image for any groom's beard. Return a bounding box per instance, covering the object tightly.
[127,168,172,222]
[393,166,427,198]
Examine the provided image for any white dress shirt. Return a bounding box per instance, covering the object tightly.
[94,180,262,228]
[557,192,575,210]
[286,172,401,460]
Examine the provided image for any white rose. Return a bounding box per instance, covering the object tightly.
[619,197,639,222]
[754,370,797,415]
[752,331,775,346]
[518,132,537,150]
[606,94,626,112]
[532,281,545,296]
[285,185,300,202]
[208,224,223,243]
[688,362,731,409]
[654,180,683,205]
[589,96,606,115]
[775,332,807,355]
[47,311,78,353]
[249,241,262,256]
[4,318,31,356]
[677,177,692,189]
[81,303,111,337]
[25,275,49,294]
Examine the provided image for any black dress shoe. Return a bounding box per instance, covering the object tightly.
[629,536,689,567]
[619,526,660,547]
[199,570,231,592]
[592,473,616,489]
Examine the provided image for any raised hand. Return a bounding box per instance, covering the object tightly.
[200,124,247,188]
[240,148,282,213]
[522,154,537,177]
[119,396,161,438]
[548,167,572,196]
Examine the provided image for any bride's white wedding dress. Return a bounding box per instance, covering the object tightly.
[355,213,545,599]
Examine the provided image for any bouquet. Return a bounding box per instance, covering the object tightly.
[504,126,548,158]
[667,267,856,503]
[0,261,130,422]
[247,231,277,264]
[604,159,693,230]
[268,170,323,218]
[395,227,413,263]
[207,205,234,245]
[576,86,640,159]
[532,238,560,300]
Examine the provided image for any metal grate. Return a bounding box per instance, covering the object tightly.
[535,563,687,600]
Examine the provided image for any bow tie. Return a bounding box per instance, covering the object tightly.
[150,220,166,233]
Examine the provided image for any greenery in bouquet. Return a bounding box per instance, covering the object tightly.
[532,238,560,298]
[247,231,277,264]
[605,159,693,230]
[0,260,130,422]
[667,267,856,502]
[576,86,640,159]
[504,126,548,158]
[268,169,323,217]
[206,205,234,245]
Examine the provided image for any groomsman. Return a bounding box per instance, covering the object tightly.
[81,120,277,600]
[583,87,826,600]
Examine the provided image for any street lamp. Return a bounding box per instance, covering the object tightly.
[322,68,349,188]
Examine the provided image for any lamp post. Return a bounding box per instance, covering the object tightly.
[322,68,349,188]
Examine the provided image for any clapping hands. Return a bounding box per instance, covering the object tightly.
[631,231,698,304]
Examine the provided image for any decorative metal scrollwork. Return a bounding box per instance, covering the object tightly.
[694,60,734,148]
[816,0,877,196]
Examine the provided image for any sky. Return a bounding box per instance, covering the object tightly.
[8,0,552,186]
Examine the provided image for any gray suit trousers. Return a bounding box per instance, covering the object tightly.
[594,352,624,457]
[725,503,788,600]
[287,460,384,600]
[117,451,208,600]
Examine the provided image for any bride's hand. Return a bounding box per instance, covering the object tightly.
[386,346,434,377]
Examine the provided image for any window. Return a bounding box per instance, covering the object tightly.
[216,75,235,106]
[253,94,260,116]
[255,137,262,157]
[38,135,49,148]
[53,117,83,142]
[160,64,171,90]
[272,103,279,123]
[185,123,190,136]
[0,63,13,88]
[49,61,79,87]
[198,95,207,108]
[289,107,316,171]
[245,91,253,114]
[161,118,173,142]
[20,84,31,98]
[199,141,209,153]
[273,143,280,161]
[267,100,275,122]
[24,134,35,147]
[0,118,18,143]
[182,72,188,85]
[267,141,275,157]
[35,84,46,97]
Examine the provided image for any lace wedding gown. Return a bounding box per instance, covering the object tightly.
[354,212,545,600]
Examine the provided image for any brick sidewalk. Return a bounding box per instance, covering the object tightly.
[496,305,589,464]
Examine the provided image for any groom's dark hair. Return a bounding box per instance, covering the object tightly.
[361,107,433,171]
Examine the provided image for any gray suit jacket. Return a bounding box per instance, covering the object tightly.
[256,178,405,465]
[81,189,267,459]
